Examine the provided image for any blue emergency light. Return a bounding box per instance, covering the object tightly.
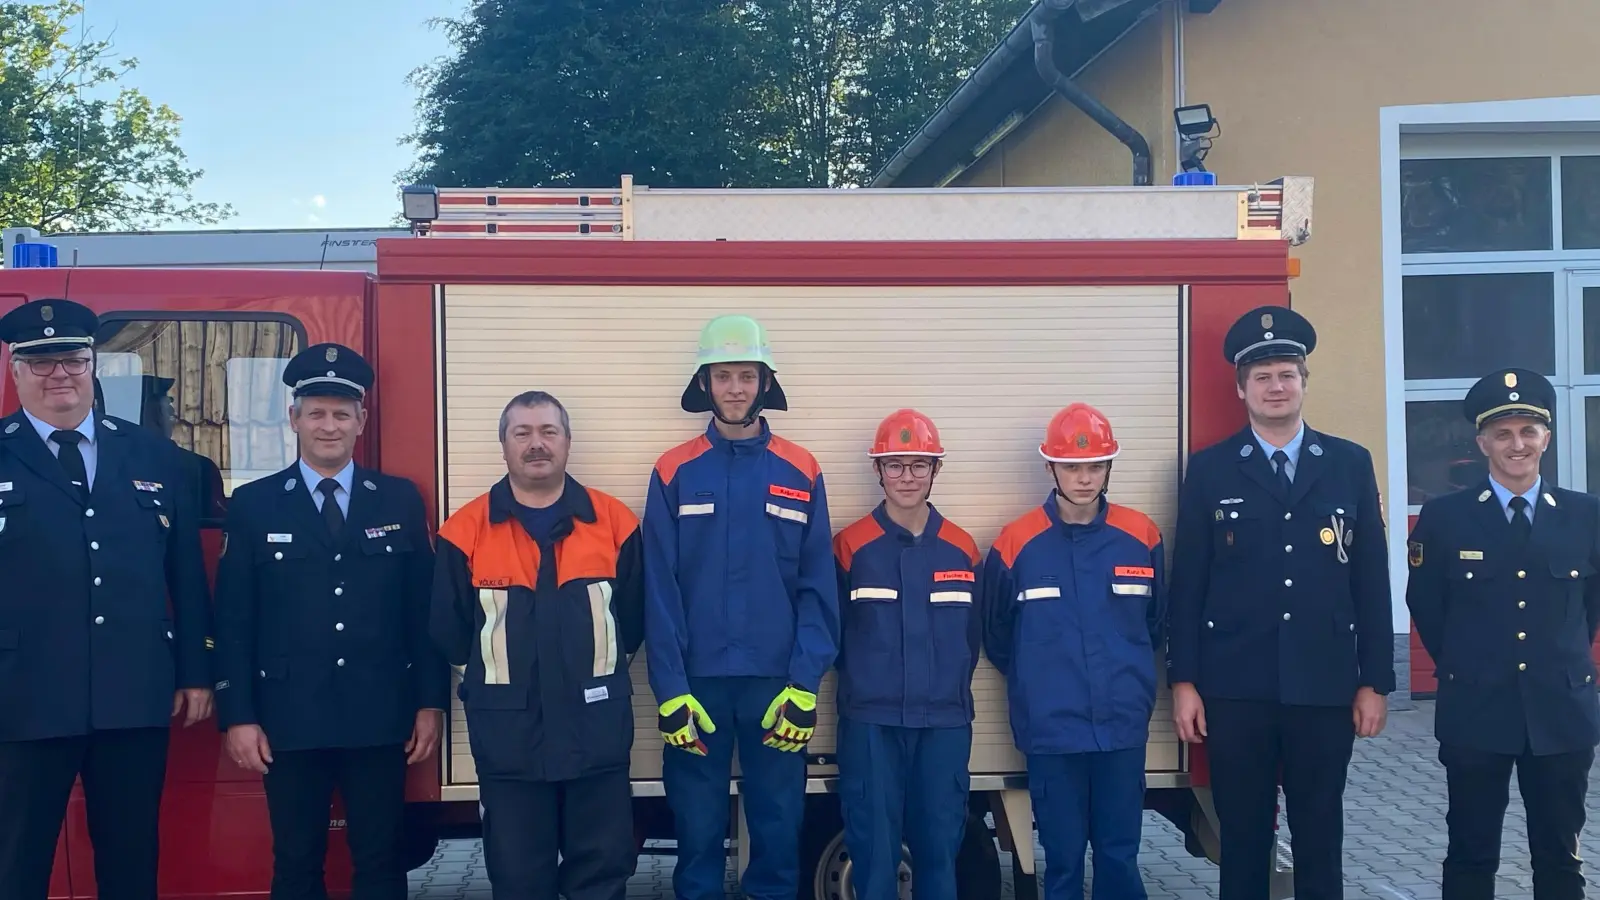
[10,241,58,268]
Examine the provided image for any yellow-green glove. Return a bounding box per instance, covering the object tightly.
[659,694,716,756]
[761,685,817,752]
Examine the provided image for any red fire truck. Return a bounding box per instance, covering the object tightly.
[0,173,1312,900]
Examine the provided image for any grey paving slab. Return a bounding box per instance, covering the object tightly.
[408,701,1600,898]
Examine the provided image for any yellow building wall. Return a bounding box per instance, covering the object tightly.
[960,0,1600,495]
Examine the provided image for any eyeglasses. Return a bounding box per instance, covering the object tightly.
[881,460,934,478]
[21,357,92,377]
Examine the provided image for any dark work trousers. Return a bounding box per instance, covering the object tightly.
[836,718,972,900]
[0,726,171,900]
[661,676,808,900]
[1026,747,1148,900]
[1439,742,1594,900]
[478,767,636,900]
[1204,699,1355,900]
[261,744,408,900]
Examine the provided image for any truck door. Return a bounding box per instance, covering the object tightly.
[0,266,373,900]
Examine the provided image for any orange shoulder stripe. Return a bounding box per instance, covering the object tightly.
[992,507,1051,568]
[767,435,821,484]
[588,487,640,546]
[654,435,712,485]
[832,514,884,571]
[1106,504,1162,551]
[937,519,980,566]
[439,493,539,592]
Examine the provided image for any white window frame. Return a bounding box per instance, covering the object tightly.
[1382,94,1600,634]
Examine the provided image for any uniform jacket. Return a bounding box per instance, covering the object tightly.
[1406,479,1600,756]
[982,494,1165,755]
[0,409,211,742]
[642,418,840,704]
[431,474,644,783]
[1167,424,1394,706]
[213,462,448,752]
[832,502,982,729]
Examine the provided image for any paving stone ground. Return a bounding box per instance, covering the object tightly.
[407,700,1600,899]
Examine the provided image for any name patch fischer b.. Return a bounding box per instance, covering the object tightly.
[934,570,975,582]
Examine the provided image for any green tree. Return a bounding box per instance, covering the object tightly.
[405,0,787,189]
[0,1,231,232]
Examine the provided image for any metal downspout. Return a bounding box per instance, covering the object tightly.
[1032,0,1153,186]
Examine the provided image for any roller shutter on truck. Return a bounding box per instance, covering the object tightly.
[436,281,1184,787]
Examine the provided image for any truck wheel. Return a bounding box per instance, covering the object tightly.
[807,828,913,900]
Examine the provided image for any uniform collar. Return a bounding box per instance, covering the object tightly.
[1253,420,1305,465]
[1043,491,1108,529]
[870,500,942,543]
[1487,474,1542,515]
[488,473,595,526]
[24,407,94,446]
[704,416,772,455]
[298,457,354,495]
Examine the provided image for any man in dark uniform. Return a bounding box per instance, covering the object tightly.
[213,342,448,900]
[1167,305,1394,900]
[0,298,214,900]
[1405,367,1600,900]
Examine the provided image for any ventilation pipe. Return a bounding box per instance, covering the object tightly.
[1031,0,1153,186]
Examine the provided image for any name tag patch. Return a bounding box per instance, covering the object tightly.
[0,482,11,492]
[475,577,513,589]
[770,484,811,503]
[584,686,609,704]
[1114,566,1154,578]
[934,570,975,582]
[1459,550,1484,560]
[267,534,294,543]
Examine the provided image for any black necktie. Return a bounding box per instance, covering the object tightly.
[51,430,89,504]
[317,478,344,538]
[1509,496,1532,543]
[1272,449,1292,497]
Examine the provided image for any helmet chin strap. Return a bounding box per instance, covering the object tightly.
[1051,461,1113,507]
[705,366,766,428]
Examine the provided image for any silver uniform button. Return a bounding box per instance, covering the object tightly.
[1284,512,1292,520]
[1283,613,1291,620]
[94,616,104,625]
[93,577,102,586]
[1284,579,1293,587]
[336,623,345,631]
[337,658,346,667]
[85,509,94,517]
[90,542,99,551]
[334,587,344,597]
[1285,545,1293,553]
[334,554,342,562]
[275,552,284,561]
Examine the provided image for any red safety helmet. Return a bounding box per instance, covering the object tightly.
[1039,402,1120,464]
[869,408,946,458]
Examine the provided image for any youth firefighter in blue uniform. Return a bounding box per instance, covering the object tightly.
[832,409,981,900]
[983,403,1165,900]
[1167,306,1393,900]
[642,314,841,900]
[1406,368,1600,900]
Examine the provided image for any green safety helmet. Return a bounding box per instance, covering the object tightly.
[680,314,789,416]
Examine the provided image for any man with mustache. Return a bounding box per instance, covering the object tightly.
[213,342,448,900]
[1406,368,1600,900]
[642,315,840,900]
[1167,305,1393,900]
[431,391,644,900]
[0,298,213,900]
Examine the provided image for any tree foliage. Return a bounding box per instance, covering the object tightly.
[405,0,1031,189]
[0,1,230,232]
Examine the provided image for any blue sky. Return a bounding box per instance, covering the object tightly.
[77,0,462,230]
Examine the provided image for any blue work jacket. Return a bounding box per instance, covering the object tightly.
[982,493,1165,755]
[642,418,840,704]
[833,502,982,728]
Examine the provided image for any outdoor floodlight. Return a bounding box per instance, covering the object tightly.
[1174,104,1218,139]
[400,184,441,225]
[1174,104,1220,174]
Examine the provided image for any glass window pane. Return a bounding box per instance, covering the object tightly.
[1588,396,1600,495]
[1401,157,1553,254]
[1562,155,1600,250]
[93,317,304,528]
[1583,287,1600,375]
[1402,272,1554,380]
[1406,398,1558,507]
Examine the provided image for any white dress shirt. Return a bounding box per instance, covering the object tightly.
[299,458,354,517]
[24,408,97,489]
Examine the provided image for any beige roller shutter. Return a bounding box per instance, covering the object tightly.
[440,283,1183,787]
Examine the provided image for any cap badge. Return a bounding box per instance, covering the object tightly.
[40,305,53,322]
[326,347,338,363]
[899,427,912,445]
[1261,312,1273,329]
[42,327,54,337]
[1075,433,1089,449]
[1505,372,1518,388]
[1509,392,1519,401]
[1263,331,1274,339]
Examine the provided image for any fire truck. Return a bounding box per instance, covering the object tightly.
[0,173,1312,900]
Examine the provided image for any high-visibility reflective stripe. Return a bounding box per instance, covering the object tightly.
[929,590,972,604]
[1018,586,1062,601]
[587,581,618,677]
[850,587,898,601]
[1111,583,1152,596]
[477,588,511,684]
[679,503,715,516]
[766,503,809,524]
